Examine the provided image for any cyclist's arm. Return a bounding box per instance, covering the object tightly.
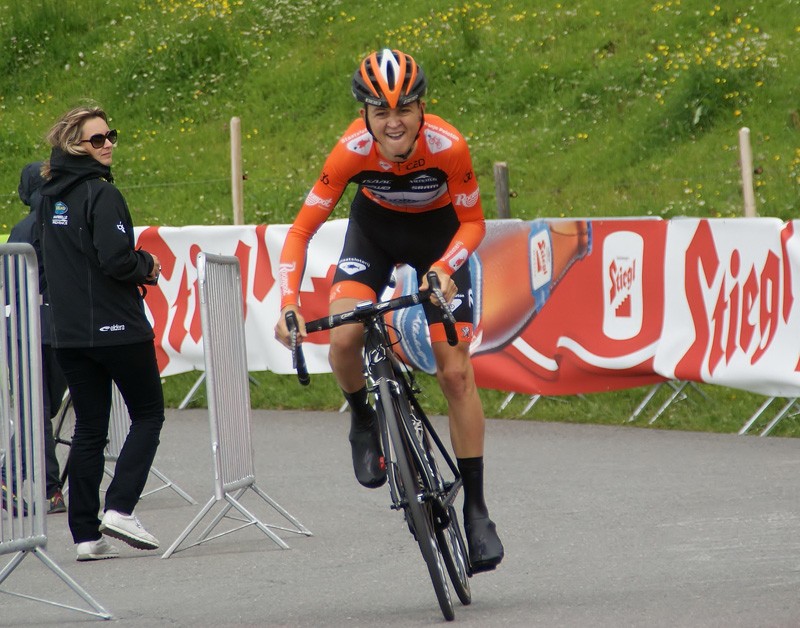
[429,140,486,280]
[278,150,352,310]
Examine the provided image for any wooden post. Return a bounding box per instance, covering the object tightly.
[493,162,510,219]
[230,117,244,225]
[738,127,756,218]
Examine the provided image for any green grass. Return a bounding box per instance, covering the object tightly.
[2,0,799,434]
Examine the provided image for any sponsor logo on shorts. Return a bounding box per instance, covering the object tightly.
[338,258,368,275]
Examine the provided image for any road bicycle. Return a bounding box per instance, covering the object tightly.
[286,272,472,621]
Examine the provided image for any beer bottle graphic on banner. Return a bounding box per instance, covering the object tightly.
[390,219,593,372]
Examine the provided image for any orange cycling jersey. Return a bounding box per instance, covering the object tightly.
[280,113,486,308]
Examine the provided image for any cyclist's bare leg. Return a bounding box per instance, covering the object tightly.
[329,297,386,488]
[432,339,504,572]
[328,298,365,393]
[431,341,484,457]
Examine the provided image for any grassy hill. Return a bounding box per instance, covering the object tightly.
[2,0,799,433]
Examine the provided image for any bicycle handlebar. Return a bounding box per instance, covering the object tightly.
[285,310,310,386]
[286,272,458,386]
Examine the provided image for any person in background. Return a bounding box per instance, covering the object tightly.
[274,49,504,572]
[38,104,164,561]
[6,161,69,514]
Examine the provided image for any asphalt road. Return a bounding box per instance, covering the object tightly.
[2,408,800,627]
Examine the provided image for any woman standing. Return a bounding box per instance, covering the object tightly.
[38,104,164,561]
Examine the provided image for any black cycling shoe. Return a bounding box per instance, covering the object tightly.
[465,516,504,573]
[349,423,387,489]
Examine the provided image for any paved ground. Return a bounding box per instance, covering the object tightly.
[2,408,800,627]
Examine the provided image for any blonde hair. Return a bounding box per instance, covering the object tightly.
[41,104,109,179]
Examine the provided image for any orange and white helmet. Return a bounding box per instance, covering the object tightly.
[352,49,427,108]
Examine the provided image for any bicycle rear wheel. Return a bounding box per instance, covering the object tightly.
[378,381,454,622]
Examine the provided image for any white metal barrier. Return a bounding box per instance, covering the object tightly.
[52,387,197,505]
[107,385,197,503]
[162,252,311,558]
[0,243,110,619]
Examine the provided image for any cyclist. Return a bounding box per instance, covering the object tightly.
[274,48,503,572]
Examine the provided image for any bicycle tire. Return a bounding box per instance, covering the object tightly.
[408,399,471,606]
[436,504,472,605]
[392,373,472,606]
[391,367,472,606]
[378,379,455,621]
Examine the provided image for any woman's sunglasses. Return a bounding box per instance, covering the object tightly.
[80,129,118,149]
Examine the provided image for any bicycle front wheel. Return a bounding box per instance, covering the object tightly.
[436,504,472,606]
[378,380,454,622]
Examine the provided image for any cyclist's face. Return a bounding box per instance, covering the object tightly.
[365,102,424,161]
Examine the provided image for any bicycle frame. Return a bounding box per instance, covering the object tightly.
[362,314,461,521]
[286,272,471,620]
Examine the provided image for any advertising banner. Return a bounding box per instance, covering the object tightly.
[134,218,800,397]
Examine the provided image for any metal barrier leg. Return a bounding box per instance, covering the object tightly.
[648,381,690,425]
[141,467,198,504]
[178,373,206,410]
[627,383,665,422]
[498,393,516,412]
[759,398,799,437]
[0,548,113,619]
[161,497,217,559]
[521,395,542,415]
[739,397,775,435]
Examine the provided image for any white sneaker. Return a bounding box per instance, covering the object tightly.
[100,509,160,550]
[76,537,119,561]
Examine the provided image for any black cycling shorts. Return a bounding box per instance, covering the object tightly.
[331,190,475,330]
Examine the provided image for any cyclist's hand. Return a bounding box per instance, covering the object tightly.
[421,267,456,307]
[275,305,307,349]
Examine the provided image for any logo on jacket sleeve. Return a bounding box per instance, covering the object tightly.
[52,201,68,226]
[453,188,480,208]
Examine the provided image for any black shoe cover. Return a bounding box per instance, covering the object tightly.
[349,424,386,489]
[465,516,504,573]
